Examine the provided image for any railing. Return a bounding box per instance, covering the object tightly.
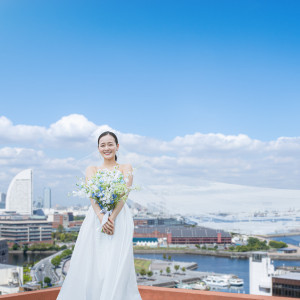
[0,286,296,300]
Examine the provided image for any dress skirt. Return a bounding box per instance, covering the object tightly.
[56,203,142,300]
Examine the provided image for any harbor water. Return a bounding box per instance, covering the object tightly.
[134,252,300,294]
[271,235,300,247]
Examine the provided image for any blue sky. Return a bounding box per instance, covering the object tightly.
[0,1,300,213]
[1,0,300,141]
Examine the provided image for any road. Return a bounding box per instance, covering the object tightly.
[31,250,64,285]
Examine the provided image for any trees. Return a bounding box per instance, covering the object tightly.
[160,269,163,275]
[140,268,146,277]
[166,267,171,275]
[57,224,64,233]
[44,276,51,286]
[74,215,85,221]
[233,237,271,252]
[23,266,32,284]
[59,233,66,242]
[163,253,167,260]
[269,240,288,249]
[61,249,72,257]
[22,244,28,253]
[168,255,171,261]
[51,248,73,268]
[181,267,186,272]
[247,237,269,251]
[174,265,180,273]
[12,243,20,250]
[51,256,61,268]
[147,271,153,277]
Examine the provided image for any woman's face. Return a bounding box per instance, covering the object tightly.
[98,134,119,160]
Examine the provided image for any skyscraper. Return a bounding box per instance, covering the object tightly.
[0,192,6,209]
[6,169,33,215]
[43,187,51,209]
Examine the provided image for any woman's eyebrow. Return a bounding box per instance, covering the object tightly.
[100,142,113,145]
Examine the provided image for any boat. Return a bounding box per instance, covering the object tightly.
[175,283,193,289]
[203,276,229,287]
[229,277,244,286]
[190,281,210,290]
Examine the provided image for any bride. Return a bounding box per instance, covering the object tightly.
[57,131,142,300]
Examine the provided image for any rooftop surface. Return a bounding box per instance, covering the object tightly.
[0,286,296,300]
[135,225,231,237]
[273,272,300,280]
[0,263,20,270]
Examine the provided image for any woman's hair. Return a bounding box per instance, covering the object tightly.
[97,131,119,161]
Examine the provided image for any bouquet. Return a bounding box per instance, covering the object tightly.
[74,168,134,233]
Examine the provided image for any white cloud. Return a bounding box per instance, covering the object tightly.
[47,114,98,146]
[0,116,46,144]
[0,114,299,212]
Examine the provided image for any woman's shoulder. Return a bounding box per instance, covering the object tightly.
[118,163,133,171]
[86,166,98,175]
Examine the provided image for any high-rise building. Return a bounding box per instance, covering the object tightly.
[43,187,51,209]
[0,193,6,209]
[35,196,43,209]
[5,169,33,215]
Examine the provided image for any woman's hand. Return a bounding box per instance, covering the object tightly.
[102,217,115,235]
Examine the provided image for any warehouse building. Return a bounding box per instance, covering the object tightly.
[134,225,231,245]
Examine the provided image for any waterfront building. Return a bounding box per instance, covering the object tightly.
[134,225,231,245]
[0,263,23,295]
[249,252,275,296]
[272,272,300,298]
[5,169,33,215]
[0,219,52,245]
[276,248,297,254]
[43,187,51,209]
[0,238,8,264]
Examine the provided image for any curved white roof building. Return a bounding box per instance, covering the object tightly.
[6,169,33,215]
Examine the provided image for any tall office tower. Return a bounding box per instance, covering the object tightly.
[36,196,44,208]
[0,192,6,209]
[6,169,33,215]
[43,187,51,209]
[0,193,6,203]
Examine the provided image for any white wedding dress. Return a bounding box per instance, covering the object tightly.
[57,171,142,300]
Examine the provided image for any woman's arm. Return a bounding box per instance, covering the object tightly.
[110,164,133,222]
[86,166,105,224]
